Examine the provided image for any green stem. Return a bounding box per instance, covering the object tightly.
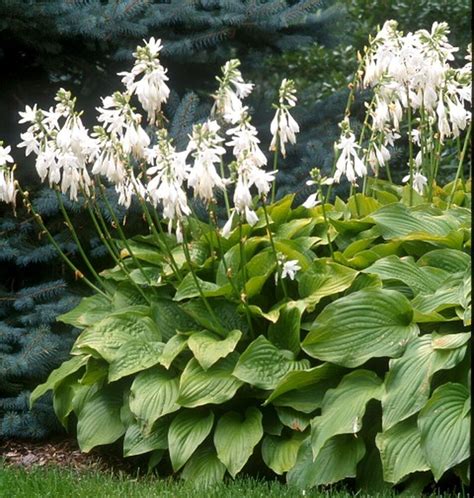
[96,180,157,285]
[318,184,335,261]
[17,186,110,300]
[261,199,288,299]
[406,100,415,207]
[447,123,472,208]
[182,228,226,335]
[219,159,231,218]
[55,190,108,290]
[428,138,442,202]
[271,139,279,204]
[84,196,152,304]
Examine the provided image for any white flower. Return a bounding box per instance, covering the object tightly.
[119,37,170,124]
[18,104,38,125]
[269,79,300,157]
[186,120,226,204]
[146,131,191,234]
[0,166,17,206]
[302,192,321,209]
[212,59,253,123]
[402,169,428,194]
[367,143,391,172]
[0,145,13,166]
[334,129,367,184]
[275,258,301,284]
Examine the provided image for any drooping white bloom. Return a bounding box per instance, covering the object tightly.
[211,59,254,123]
[119,37,170,124]
[0,143,16,205]
[281,259,301,281]
[402,169,428,194]
[333,122,367,184]
[269,78,300,157]
[17,89,96,201]
[367,142,391,172]
[0,145,13,166]
[186,120,226,204]
[146,130,191,241]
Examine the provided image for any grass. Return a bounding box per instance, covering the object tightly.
[0,465,467,498]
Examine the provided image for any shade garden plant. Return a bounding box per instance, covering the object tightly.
[0,21,471,493]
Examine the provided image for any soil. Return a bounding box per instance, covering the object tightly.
[0,437,136,473]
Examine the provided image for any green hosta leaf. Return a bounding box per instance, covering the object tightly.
[174,273,231,301]
[275,406,311,432]
[311,370,383,460]
[123,421,168,457]
[214,407,263,478]
[130,368,180,432]
[159,334,188,369]
[53,374,81,428]
[270,383,335,414]
[347,194,381,217]
[188,329,242,370]
[171,240,209,269]
[108,340,164,382]
[297,261,358,311]
[79,358,108,385]
[274,239,312,270]
[261,432,306,475]
[233,336,310,390]
[269,194,294,225]
[73,313,161,362]
[382,334,469,430]
[276,218,315,239]
[376,417,429,484]
[363,256,449,295]
[181,445,227,487]
[31,355,89,406]
[59,294,113,328]
[178,354,243,408]
[265,363,344,407]
[287,435,365,489]
[417,248,471,273]
[418,383,470,481]
[268,301,305,355]
[168,409,214,471]
[302,288,419,367]
[370,203,459,240]
[152,300,200,341]
[76,385,125,452]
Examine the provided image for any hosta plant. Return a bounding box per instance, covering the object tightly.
[0,20,470,493]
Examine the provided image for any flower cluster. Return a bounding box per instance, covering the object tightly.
[0,143,16,205]
[269,78,300,158]
[18,90,97,201]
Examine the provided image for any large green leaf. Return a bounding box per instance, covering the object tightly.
[73,312,161,362]
[302,288,419,367]
[30,355,89,406]
[297,261,359,311]
[59,294,113,328]
[369,203,460,240]
[108,340,164,382]
[129,367,180,432]
[418,383,470,481]
[152,299,200,341]
[311,370,383,460]
[276,406,312,432]
[181,445,227,487]
[159,334,188,369]
[168,409,214,472]
[363,256,449,295]
[261,432,306,475]
[214,407,263,478]
[188,329,242,370]
[174,273,231,301]
[268,301,305,355]
[76,385,125,452]
[382,334,469,430]
[177,354,243,407]
[417,248,471,273]
[233,336,310,390]
[376,417,429,484]
[123,421,168,457]
[287,435,365,488]
[264,363,343,407]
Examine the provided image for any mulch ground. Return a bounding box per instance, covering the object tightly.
[0,437,136,473]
